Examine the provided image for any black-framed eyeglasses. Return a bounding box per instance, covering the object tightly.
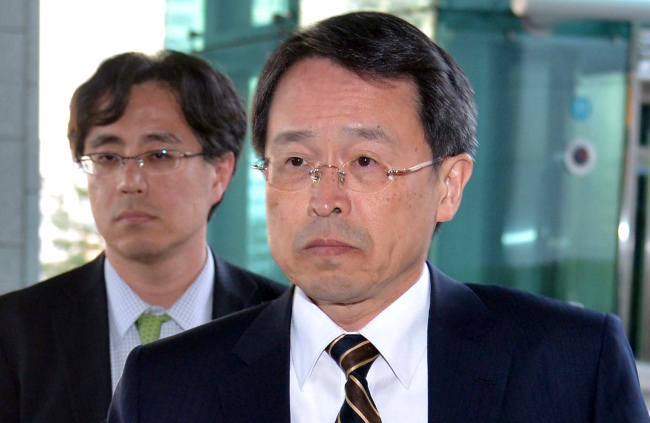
[251,155,444,193]
[78,149,205,177]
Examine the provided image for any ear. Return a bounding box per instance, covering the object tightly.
[436,153,473,223]
[209,152,236,205]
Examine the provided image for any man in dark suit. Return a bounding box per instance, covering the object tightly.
[0,51,284,423]
[107,13,649,422]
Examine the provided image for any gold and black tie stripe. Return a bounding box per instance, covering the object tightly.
[327,334,382,423]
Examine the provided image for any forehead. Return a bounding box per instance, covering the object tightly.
[267,58,426,155]
[85,82,195,151]
[115,82,181,118]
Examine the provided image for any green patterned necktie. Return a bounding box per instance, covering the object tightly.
[135,312,171,344]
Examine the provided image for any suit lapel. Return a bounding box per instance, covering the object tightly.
[215,264,513,423]
[218,288,293,423]
[427,264,512,423]
[211,253,247,319]
[51,255,112,423]
[211,252,264,319]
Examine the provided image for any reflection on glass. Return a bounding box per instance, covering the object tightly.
[166,0,205,52]
[434,13,628,315]
[300,0,434,37]
[252,0,290,26]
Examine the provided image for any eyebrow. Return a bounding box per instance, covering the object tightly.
[87,131,183,150]
[270,126,394,147]
[87,134,123,150]
[143,131,182,145]
[270,130,316,145]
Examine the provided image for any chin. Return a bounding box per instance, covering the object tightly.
[109,239,169,264]
[299,278,364,303]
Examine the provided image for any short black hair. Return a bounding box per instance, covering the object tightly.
[68,50,246,217]
[252,11,477,161]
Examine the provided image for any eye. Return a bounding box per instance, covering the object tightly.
[94,153,120,163]
[287,157,306,167]
[148,150,170,161]
[356,156,376,167]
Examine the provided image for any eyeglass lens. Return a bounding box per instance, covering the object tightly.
[266,157,392,192]
[81,150,184,176]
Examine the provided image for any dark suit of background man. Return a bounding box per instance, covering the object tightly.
[107,12,649,422]
[0,51,285,423]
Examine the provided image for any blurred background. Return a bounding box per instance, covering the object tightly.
[1,0,650,399]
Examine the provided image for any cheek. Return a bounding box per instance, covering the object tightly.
[87,182,107,213]
[265,193,280,226]
[374,186,435,245]
[364,189,401,227]
[86,183,112,236]
[163,173,211,214]
[266,190,301,221]
[265,193,286,240]
[400,188,438,241]
[266,191,280,212]
[266,191,304,249]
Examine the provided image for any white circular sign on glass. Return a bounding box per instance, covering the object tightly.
[564,138,597,177]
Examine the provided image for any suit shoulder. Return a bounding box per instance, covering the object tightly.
[141,301,269,366]
[459,283,646,420]
[235,265,286,298]
[466,282,609,336]
[0,257,103,316]
[214,255,286,302]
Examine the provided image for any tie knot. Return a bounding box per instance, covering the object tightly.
[136,312,171,344]
[327,334,380,377]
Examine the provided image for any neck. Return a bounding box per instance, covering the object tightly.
[320,303,388,332]
[314,271,422,332]
[105,242,208,309]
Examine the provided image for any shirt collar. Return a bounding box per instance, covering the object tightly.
[290,262,430,390]
[105,245,214,338]
[361,263,430,389]
[291,287,347,390]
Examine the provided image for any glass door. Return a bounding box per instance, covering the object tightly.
[618,24,650,359]
[433,6,630,315]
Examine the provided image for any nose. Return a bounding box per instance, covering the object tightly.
[309,166,350,217]
[117,159,148,195]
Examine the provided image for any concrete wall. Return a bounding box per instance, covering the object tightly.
[0,0,40,295]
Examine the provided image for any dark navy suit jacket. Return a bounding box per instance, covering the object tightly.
[107,264,649,422]
[0,252,285,423]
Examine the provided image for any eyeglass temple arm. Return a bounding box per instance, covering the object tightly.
[388,157,444,176]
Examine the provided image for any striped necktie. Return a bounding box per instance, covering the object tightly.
[327,334,383,423]
[135,312,171,344]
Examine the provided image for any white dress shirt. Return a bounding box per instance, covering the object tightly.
[290,262,430,423]
[105,245,214,391]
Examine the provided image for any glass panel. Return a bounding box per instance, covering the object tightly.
[246,76,288,281]
[300,0,434,37]
[199,37,291,284]
[165,0,205,52]
[642,104,650,146]
[630,173,647,356]
[632,68,650,360]
[252,0,290,27]
[433,10,629,313]
[180,0,298,284]
[438,0,510,11]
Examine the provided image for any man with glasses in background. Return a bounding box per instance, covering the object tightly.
[0,51,284,423]
[107,12,648,422]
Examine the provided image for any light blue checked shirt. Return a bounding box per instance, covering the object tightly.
[105,246,214,391]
